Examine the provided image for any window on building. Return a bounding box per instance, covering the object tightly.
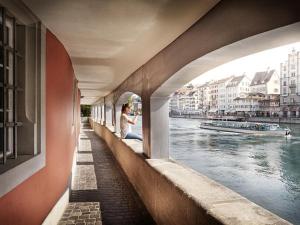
[0,9,22,165]
[291,72,295,77]
[0,7,43,173]
[291,88,296,95]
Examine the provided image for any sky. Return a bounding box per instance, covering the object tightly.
[191,42,300,86]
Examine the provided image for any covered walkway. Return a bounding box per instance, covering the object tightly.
[58,123,155,225]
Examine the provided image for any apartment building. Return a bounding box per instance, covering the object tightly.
[225,75,251,113]
[280,49,300,117]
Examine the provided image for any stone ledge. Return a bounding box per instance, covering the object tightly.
[146,159,290,225]
[90,120,291,225]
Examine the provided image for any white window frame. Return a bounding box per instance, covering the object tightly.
[0,2,46,197]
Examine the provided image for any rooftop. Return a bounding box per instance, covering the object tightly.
[226,75,246,88]
[250,70,276,86]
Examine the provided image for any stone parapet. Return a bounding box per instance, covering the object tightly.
[90,119,291,225]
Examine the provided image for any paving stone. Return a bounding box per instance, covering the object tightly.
[77,153,94,162]
[58,202,101,225]
[72,165,97,190]
[79,139,92,152]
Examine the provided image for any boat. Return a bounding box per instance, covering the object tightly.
[199,121,291,136]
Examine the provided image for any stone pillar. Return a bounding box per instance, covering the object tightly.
[287,110,291,118]
[296,110,299,118]
[106,107,112,126]
[101,105,104,125]
[150,96,169,159]
[112,105,115,127]
[99,104,102,124]
[115,105,122,133]
[96,105,99,122]
[103,103,107,126]
[142,96,151,157]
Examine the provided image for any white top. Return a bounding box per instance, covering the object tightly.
[120,113,132,138]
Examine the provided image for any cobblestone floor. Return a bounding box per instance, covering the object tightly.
[58,202,101,225]
[59,124,155,225]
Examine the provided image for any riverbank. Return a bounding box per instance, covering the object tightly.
[169,115,300,124]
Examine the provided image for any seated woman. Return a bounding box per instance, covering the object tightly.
[120,103,143,141]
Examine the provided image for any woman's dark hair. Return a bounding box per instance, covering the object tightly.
[121,103,130,113]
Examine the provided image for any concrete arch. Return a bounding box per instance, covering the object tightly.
[149,22,300,158]
[102,0,300,157]
[152,22,300,97]
[115,91,142,135]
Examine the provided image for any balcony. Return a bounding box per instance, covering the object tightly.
[289,83,296,88]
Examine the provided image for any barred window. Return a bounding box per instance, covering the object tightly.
[0,6,42,173]
[0,8,23,165]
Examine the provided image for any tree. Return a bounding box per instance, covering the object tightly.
[81,105,91,117]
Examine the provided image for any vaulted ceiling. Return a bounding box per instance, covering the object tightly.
[22,0,219,104]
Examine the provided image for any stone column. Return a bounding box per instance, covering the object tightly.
[99,104,102,124]
[96,105,99,122]
[150,96,170,159]
[115,105,122,134]
[111,107,114,126]
[141,96,151,157]
[296,110,299,118]
[106,107,112,126]
[101,105,105,125]
[287,110,291,118]
[103,104,107,126]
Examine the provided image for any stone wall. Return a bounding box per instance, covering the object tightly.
[90,119,291,225]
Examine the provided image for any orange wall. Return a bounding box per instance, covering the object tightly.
[0,30,80,225]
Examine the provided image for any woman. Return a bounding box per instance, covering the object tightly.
[120,103,143,141]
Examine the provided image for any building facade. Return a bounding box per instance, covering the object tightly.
[233,93,264,116]
[280,49,300,117]
[225,75,251,114]
[250,70,280,95]
[217,77,233,115]
[169,67,290,118]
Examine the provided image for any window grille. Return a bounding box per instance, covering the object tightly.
[0,8,23,164]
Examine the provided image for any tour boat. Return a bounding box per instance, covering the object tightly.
[199,121,291,136]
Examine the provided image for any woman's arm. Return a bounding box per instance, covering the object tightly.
[124,114,138,125]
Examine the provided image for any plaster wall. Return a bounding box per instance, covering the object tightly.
[0,31,80,225]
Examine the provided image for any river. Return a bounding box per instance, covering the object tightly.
[131,117,300,224]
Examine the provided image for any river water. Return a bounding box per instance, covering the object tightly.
[132,117,300,224]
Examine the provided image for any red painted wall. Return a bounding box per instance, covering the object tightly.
[0,30,80,225]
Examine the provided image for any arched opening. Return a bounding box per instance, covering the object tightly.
[105,101,113,130]
[150,23,300,224]
[91,99,105,125]
[115,92,143,141]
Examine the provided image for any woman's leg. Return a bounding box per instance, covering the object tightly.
[125,132,143,141]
